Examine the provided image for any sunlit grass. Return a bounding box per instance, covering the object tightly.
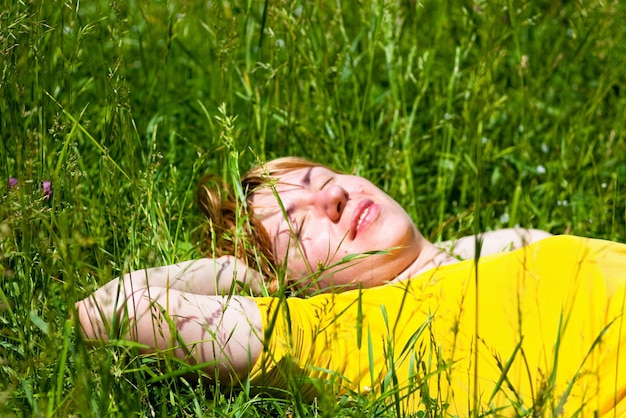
[1,0,625,415]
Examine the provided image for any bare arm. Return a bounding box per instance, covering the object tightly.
[76,284,264,383]
[93,256,265,302]
[437,228,553,260]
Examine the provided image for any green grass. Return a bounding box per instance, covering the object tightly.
[1,0,625,416]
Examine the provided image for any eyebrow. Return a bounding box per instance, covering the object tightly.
[301,167,313,186]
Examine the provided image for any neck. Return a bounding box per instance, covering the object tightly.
[391,240,458,283]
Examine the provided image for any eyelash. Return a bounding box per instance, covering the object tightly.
[290,214,307,239]
[319,177,333,190]
[296,216,306,238]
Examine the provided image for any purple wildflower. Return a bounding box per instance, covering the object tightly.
[7,178,52,199]
[42,181,52,200]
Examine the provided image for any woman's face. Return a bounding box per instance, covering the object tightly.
[251,166,423,292]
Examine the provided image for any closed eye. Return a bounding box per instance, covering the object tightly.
[293,213,308,239]
[319,177,333,190]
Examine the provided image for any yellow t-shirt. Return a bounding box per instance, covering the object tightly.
[249,236,626,416]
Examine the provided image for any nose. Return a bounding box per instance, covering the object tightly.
[318,185,349,223]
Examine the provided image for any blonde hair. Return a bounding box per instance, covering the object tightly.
[196,157,330,292]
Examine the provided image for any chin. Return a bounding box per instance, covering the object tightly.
[340,256,398,289]
[309,265,379,293]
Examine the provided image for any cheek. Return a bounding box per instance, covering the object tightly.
[258,216,290,261]
[288,237,351,278]
[272,233,293,262]
[286,254,308,276]
[270,230,313,275]
[283,238,322,279]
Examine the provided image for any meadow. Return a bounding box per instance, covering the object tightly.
[1,0,625,416]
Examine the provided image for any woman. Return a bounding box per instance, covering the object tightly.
[76,158,625,416]
[195,157,551,293]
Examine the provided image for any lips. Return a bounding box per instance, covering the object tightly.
[349,199,380,240]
